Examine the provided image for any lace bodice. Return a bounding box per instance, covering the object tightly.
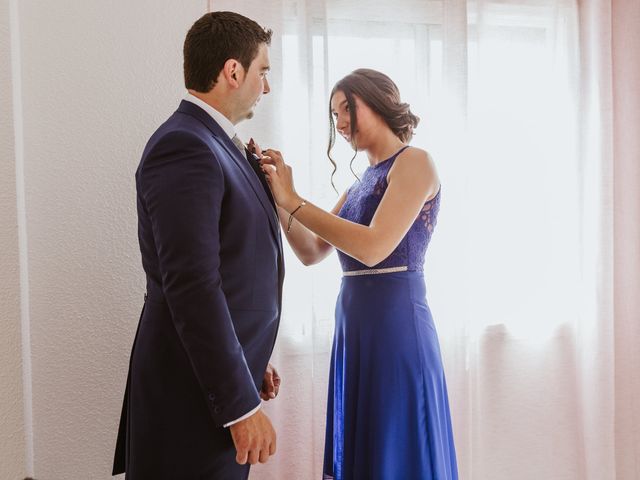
[337,146,440,273]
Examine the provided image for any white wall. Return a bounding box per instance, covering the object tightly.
[1,0,26,477]
[612,0,640,476]
[14,1,214,477]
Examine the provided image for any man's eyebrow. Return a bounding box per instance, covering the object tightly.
[261,65,271,71]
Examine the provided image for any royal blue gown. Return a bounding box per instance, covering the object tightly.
[323,146,458,480]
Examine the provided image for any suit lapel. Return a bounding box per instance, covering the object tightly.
[177,101,280,241]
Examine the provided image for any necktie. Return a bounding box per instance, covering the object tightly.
[231,134,246,155]
[231,134,275,208]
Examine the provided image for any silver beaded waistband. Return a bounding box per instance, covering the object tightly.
[342,266,409,277]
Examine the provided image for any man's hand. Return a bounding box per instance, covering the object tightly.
[260,363,281,401]
[229,409,276,465]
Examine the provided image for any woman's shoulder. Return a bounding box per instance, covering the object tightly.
[397,145,434,164]
[388,146,440,196]
[390,146,436,177]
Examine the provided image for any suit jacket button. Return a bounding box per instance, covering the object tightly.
[208,394,216,401]
[214,406,221,414]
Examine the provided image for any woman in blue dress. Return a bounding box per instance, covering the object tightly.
[260,68,458,479]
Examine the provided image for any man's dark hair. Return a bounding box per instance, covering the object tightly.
[183,11,272,93]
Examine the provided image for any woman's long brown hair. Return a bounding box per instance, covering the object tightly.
[327,68,420,193]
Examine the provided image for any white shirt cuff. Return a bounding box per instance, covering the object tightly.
[223,404,261,428]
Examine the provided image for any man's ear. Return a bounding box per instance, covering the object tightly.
[223,58,243,88]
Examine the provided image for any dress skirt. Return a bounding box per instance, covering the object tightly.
[323,271,458,480]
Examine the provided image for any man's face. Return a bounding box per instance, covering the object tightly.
[236,43,271,121]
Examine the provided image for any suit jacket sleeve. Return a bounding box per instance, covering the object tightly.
[138,130,260,427]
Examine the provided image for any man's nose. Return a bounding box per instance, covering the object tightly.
[263,77,271,94]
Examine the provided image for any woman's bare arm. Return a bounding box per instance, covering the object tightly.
[263,147,439,267]
[278,190,347,265]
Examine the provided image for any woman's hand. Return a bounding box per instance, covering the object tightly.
[260,149,303,212]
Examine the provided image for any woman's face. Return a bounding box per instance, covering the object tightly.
[330,90,379,149]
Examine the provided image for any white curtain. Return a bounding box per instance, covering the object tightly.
[208,1,636,478]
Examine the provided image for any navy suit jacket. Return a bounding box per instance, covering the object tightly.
[113,101,284,478]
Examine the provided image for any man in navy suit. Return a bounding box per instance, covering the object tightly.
[113,12,284,479]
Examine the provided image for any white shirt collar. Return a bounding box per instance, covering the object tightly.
[183,92,235,140]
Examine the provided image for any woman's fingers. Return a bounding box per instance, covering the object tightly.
[259,156,279,180]
[259,150,290,193]
[261,163,276,174]
[263,149,284,166]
